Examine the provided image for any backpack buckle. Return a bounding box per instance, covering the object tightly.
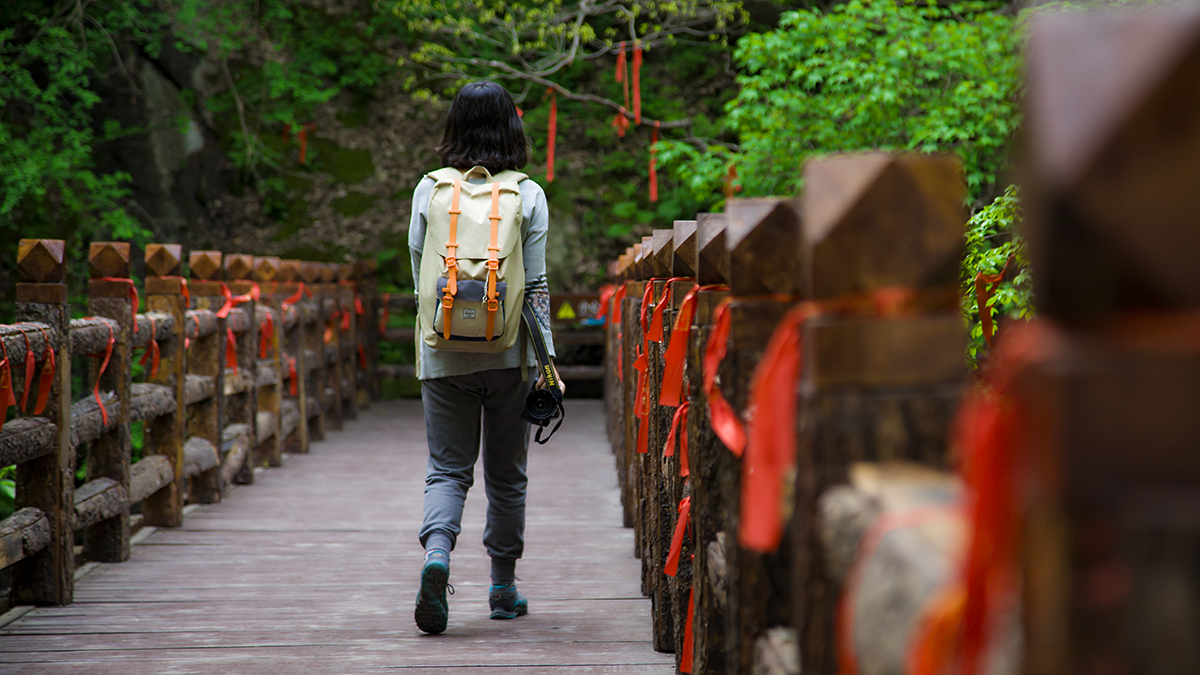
[445,255,456,268]
[486,259,499,271]
[442,295,454,310]
[487,298,499,312]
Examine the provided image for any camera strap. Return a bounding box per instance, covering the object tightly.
[522,297,564,444]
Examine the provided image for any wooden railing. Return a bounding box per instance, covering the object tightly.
[601,151,969,674]
[0,242,380,608]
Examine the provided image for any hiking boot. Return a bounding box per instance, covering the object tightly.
[489,582,528,620]
[415,552,452,634]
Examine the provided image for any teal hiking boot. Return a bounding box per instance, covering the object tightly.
[489,582,528,620]
[415,552,452,634]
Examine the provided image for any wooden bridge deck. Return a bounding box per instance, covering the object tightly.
[0,400,671,674]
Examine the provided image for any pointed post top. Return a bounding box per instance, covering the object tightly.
[279,259,302,283]
[189,251,223,280]
[145,244,183,277]
[301,262,323,284]
[17,239,66,283]
[88,242,131,279]
[254,257,281,283]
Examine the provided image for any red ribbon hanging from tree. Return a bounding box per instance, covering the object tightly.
[616,42,629,110]
[724,163,742,200]
[649,121,660,203]
[632,44,643,124]
[298,123,315,164]
[545,88,557,182]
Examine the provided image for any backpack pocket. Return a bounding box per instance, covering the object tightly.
[434,277,507,341]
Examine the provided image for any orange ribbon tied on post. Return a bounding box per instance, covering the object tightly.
[660,284,725,407]
[288,357,298,396]
[545,88,558,183]
[0,339,16,434]
[703,298,746,456]
[96,277,139,334]
[14,326,35,412]
[29,325,55,416]
[225,328,238,374]
[85,320,116,426]
[664,401,691,478]
[260,312,274,359]
[282,282,312,308]
[139,315,161,379]
[664,495,691,577]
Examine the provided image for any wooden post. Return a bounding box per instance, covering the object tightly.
[187,250,227,503]
[623,244,647,573]
[336,263,358,421]
[251,256,283,468]
[794,152,965,674]
[84,242,134,563]
[688,212,733,675]
[143,244,187,527]
[722,197,806,674]
[301,262,327,441]
[645,228,677,653]
[224,254,258,484]
[1016,10,1200,674]
[11,238,74,605]
[276,259,309,454]
[355,260,380,403]
[315,264,344,431]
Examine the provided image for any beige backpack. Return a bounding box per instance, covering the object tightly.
[418,166,527,352]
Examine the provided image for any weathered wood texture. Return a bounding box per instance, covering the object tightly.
[0,509,51,571]
[0,419,57,468]
[0,402,674,675]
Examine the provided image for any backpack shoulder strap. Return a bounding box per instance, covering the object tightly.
[426,167,464,188]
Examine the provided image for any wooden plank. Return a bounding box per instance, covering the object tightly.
[0,418,57,468]
[182,438,219,479]
[0,508,50,570]
[0,401,672,674]
[128,456,174,505]
[183,375,214,406]
[70,395,121,449]
[128,383,176,423]
[73,479,127,531]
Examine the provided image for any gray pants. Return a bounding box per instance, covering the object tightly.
[418,368,531,562]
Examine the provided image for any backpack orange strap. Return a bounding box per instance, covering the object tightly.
[443,179,462,340]
[485,181,502,341]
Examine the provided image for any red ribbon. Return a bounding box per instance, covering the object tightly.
[97,277,139,333]
[546,88,557,182]
[649,122,660,203]
[659,285,708,407]
[612,110,629,137]
[341,305,351,331]
[230,282,261,306]
[632,44,642,124]
[681,586,695,673]
[664,401,691,478]
[0,339,15,433]
[741,287,945,553]
[87,320,115,426]
[260,312,274,359]
[616,42,629,110]
[158,275,190,306]
[634,345,650,454]
[17,328,34,412]
[597,284,616,322]
[664,495,691,577]
[34,326,55,416]
[226,327,238,374]
[216,282,234,319]
[282,282,312,308]
[298,122,315,164]
[648,277,687,342]
[358,343,367,370]
[380,293,390,336]
[703,299,746,456]
[139,315,160,378]
[973,255,1014,347]
[288,357,298,396]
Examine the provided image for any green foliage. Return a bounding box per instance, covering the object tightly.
[660,0,1021,209]
[0,465,14,520]
[0,3,157,246]
[962,185,1033,366]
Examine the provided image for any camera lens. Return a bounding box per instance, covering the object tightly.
[525,390,558,420]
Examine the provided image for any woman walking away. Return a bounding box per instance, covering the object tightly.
[408,80,564,635]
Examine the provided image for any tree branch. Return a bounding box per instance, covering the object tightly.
[445,56,691,129]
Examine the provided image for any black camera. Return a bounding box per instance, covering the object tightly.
[521,387,562,427]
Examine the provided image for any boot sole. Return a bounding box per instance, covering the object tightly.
[415,564,449,634]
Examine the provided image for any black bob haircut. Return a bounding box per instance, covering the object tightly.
[436,81,530,173]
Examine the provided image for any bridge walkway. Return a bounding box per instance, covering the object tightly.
[0,400,671,675]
